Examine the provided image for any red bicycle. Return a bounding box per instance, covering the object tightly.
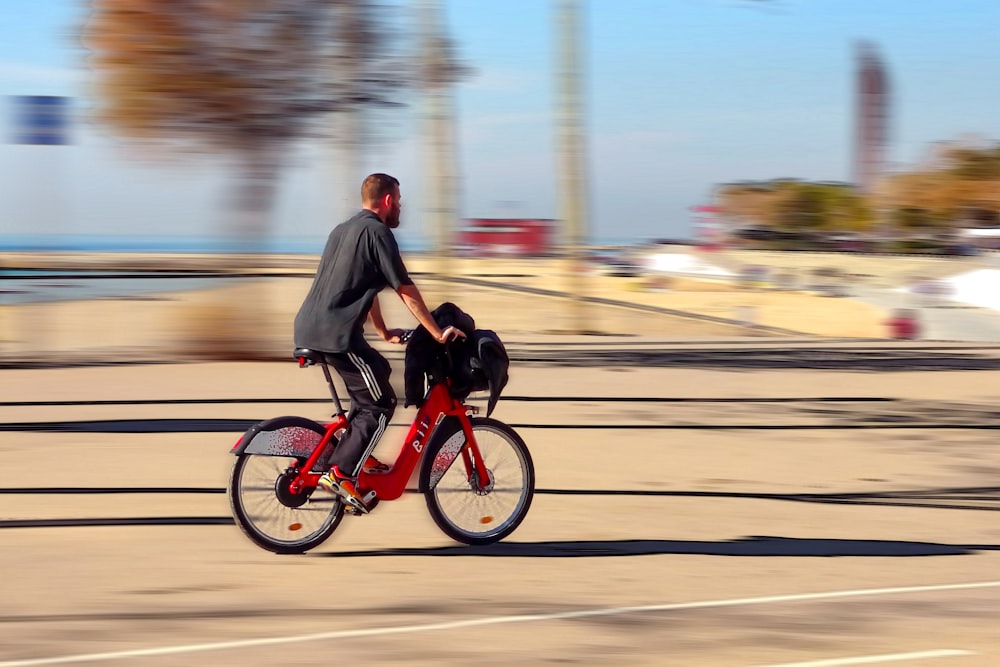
[228,342,534,554]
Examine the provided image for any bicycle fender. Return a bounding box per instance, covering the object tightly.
[419,416,466,493]
[231,416,326,458]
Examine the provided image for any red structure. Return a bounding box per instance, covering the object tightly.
[455,218,555,257]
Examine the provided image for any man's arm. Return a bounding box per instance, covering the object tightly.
[396,283,464,343]
[367,295,406,344]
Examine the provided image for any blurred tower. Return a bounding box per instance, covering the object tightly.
[853,41,890,195]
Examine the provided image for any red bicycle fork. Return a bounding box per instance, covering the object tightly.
[454,411,491,490]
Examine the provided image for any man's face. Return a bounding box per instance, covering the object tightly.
[385,187,402,229]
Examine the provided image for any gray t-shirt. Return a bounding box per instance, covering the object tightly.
[293,210,413,352]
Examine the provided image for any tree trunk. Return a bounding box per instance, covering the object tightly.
[179,145,285,361]
[224,146,282,254]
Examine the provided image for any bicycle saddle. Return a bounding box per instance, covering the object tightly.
[293,348,326,367]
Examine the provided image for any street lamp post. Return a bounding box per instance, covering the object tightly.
[555,0,590,333]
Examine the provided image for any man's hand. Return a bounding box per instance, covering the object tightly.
[382,328,407,344]
[437,325,466,344]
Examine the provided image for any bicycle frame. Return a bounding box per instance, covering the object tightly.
[287,380,488,502]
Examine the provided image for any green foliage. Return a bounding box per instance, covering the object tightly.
[880,140,1000,225]
[891,207,941,229]
[717,179,873,234]
[718,138,1000,253]
[947,145,1000,181]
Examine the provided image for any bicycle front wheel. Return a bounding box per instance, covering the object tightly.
[229,453,344,554]
[421,417,534,545]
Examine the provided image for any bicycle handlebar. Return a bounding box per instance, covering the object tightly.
[399,328,465,346]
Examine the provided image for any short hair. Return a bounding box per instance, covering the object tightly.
[362,173,400,205]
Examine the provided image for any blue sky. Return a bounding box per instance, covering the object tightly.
[1,0,999,246]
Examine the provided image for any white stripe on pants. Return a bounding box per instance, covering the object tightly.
[348,352,382,401]
[353,412,388,477]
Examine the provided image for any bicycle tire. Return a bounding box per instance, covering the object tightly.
[229,420,344,554]
[420,417,534,545]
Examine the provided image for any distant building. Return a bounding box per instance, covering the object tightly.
[854,42,890,194]
[690,204,725,250]
[456,218,555,257]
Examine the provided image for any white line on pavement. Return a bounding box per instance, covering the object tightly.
[749,649,974,667]
[1,580,998,667]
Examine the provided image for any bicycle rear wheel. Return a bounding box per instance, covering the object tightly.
[421,417,534,545]
[229,453,344,554]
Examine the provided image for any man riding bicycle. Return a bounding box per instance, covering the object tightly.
[293,173,464,512]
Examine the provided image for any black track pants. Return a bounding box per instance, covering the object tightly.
[323,343,397,477]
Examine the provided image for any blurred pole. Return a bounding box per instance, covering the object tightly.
[556,0,590,333]
[7,95,72,357]
[332,2,365,223]
[421,0,459,289]
[334,110,364,219]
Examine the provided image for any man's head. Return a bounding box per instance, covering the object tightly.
[362,173,402,229]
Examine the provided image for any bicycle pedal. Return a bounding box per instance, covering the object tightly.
[344,499,369,516]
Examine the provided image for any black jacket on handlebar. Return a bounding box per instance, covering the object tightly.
[403,302,509,416]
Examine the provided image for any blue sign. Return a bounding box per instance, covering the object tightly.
[10,95,70,145]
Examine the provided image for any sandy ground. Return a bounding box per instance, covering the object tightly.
[2,343,1000,665]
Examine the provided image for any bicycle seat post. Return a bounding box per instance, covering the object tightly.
[319,362,346,417]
